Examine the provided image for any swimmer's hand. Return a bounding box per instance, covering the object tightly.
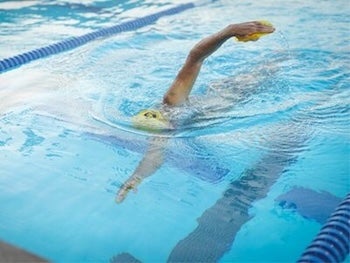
[230,21,275,42]
[116,176,142,203]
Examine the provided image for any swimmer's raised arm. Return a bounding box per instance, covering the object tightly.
[163,21,275,106]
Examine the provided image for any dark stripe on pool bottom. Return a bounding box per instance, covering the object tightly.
[167,149,298,262]
[110,253,141,263]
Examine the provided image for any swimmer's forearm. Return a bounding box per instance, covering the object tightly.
[188,25,235,62]
[189,22,275,62]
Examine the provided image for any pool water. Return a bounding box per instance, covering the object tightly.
[0,0,349,262]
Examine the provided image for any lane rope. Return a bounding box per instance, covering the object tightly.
[0,3,195,74]
[298,193,350,263]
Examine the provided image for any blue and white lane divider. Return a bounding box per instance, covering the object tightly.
[298,193,350,263]
[0,3,195,74]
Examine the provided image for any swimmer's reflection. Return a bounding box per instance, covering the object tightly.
[116,21,275,203]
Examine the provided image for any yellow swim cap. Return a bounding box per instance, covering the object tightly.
[132,109,170,132]
[236,20,273,42]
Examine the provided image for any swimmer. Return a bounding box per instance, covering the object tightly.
[116,21,275,203]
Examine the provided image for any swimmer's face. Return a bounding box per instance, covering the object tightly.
[143,110,161,119]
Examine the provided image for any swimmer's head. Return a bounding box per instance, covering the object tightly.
[132,109,171,132]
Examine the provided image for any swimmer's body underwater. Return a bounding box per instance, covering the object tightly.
[116,21,275,203]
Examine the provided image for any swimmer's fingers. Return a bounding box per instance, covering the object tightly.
[230,21,275,38]
[115,187,129,203]
[255,21,275,34]
[115,178,140,203]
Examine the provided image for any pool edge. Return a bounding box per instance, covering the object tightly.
[0,241,48,263]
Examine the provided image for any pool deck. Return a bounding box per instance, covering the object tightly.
[0,241,48,262]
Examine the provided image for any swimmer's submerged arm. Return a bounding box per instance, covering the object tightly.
[116,137,167,203]
[163,21,275,106]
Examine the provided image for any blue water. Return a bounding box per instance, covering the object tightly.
[0,0,349,262]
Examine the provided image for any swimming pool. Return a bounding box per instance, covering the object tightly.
[0,0,349,262]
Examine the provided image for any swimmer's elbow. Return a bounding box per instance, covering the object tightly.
[188,46,205,63]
